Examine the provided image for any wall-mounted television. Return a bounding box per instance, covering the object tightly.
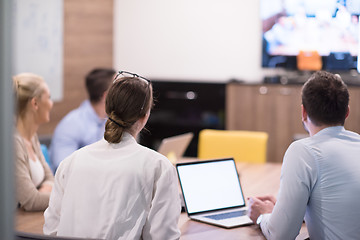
[261,0,359,71]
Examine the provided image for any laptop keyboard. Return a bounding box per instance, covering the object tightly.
[204,210,247,220]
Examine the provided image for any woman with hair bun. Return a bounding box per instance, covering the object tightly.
[44,71,181,240]
[13,73,54,211]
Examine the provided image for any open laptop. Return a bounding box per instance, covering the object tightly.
[176,158,253,228]
[157,132,193,162]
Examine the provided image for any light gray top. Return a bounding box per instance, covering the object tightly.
[260,126,360,240]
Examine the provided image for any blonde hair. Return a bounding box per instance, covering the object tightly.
[13,73,46,118]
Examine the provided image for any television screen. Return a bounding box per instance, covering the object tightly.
[261,0,359,70]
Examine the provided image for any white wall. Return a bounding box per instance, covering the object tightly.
[114,0,264,83]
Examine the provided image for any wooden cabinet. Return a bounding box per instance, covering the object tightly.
[226,83,360,163]
[346,88,360,133]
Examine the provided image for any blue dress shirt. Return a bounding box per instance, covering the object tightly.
[50,100,106,171]
[260,126,360,240]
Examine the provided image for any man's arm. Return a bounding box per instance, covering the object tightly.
[250,141,317,240]
[248,195,276,222]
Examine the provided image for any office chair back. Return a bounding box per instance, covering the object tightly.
[198,129,268,164]
[297,50,322,71]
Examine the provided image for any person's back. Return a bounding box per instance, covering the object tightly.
[292,126,360,239]
[248,71,360,240]
[50,100,105,168]
[50,68,115,171]
[44,71,181,239]
[50,133,180,239]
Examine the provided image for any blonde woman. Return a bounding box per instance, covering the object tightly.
[13,73,54,211]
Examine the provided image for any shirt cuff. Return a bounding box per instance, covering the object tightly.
[259,213,271,229]
[256,214,263,225]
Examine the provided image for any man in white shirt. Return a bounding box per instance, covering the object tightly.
[50,68,115,171]
[248,71,360,239]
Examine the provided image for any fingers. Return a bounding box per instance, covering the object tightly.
[247,196,261,203]
[247,197,261,209]
[247,197,262,223]
[257,195,276,204]
[247,196,275,221]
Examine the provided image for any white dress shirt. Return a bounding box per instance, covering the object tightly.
[44,132,181,240]
[260,126,360,240]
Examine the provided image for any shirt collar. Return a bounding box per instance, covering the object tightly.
[105,131,137,149]
[313,126,345,137]
[122,131,136,143]
[81,100,106,125]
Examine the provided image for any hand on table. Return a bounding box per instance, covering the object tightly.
[247,195,276,223]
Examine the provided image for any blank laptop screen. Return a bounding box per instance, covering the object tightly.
[177,159,245,214]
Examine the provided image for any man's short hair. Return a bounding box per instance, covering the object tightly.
[302,71,349,126]
[85,68,115,103]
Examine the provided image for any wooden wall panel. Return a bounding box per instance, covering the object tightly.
[38,0,113,136]
[345,88,360,133]
[227,83,360,163]
[226,84,307,163]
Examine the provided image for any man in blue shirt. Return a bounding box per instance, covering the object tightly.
[248,71,360,239]
[50,68,115,171]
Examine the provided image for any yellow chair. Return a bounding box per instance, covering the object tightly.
[198,129,269,164]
